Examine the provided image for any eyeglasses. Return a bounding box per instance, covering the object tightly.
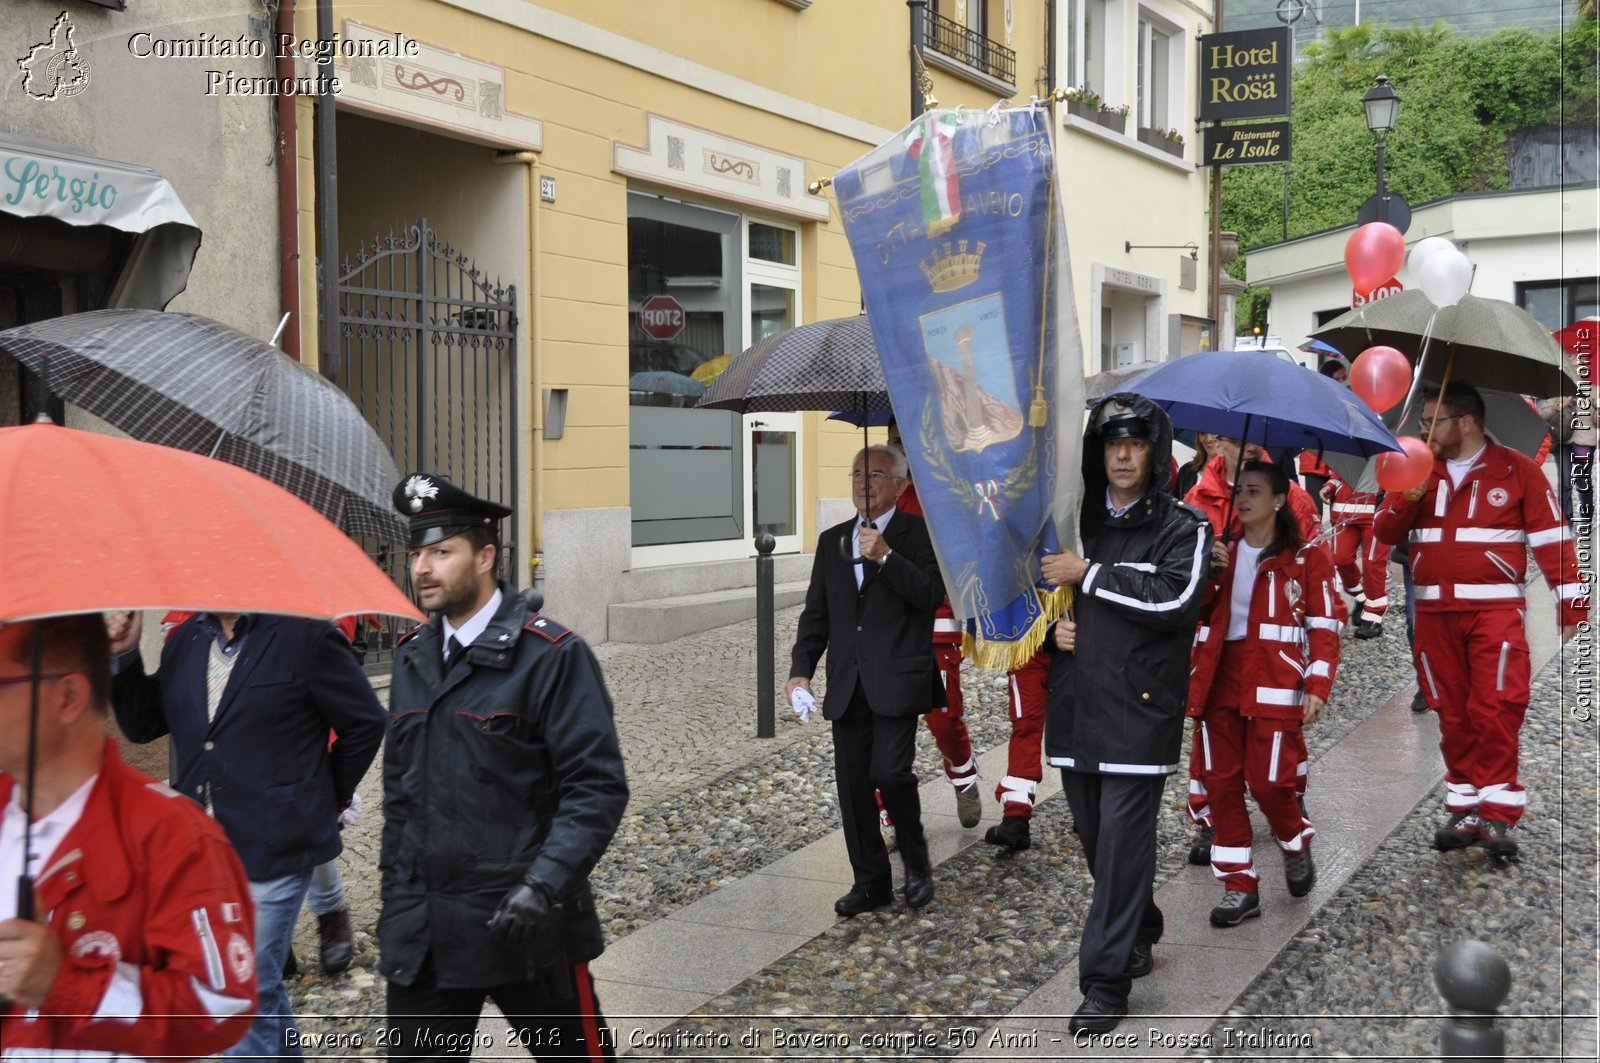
[850,470,892,482]
[1417,414,1463,432]
[0,672,69,689]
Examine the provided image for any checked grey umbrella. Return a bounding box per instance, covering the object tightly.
[0,308,405,541]
[697,315,888,420]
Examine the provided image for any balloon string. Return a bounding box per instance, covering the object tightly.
[1394,308,1440,434]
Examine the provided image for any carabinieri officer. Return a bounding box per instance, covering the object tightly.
[379,472,629,1061]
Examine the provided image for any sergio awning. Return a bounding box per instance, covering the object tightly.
[0,133,201,310]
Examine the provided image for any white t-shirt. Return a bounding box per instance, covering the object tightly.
[1446,443,1487,488]
[1226,541,1265,641]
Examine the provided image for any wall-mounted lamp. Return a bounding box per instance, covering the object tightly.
[1125,241,1199,260]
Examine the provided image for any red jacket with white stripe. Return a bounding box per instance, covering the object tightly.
[1374,440,1588,626]
[898,480,961,646]
[1325,474,1379,527]
[1187,541,1345,720]
[1,740,257,1061]
[1185,456,1322,546]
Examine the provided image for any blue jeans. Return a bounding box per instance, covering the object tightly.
[306,859,344,917]
[226,870,313,1060]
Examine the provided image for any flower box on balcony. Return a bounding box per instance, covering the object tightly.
[1095,110,1127,134]
[1065,97,1099,123]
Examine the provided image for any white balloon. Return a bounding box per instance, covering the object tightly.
[1407,236,1457,282]
[1418,247,1473,308]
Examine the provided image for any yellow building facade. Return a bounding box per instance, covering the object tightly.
[280,0,1214,642]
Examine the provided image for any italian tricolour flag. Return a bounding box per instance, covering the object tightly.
[905,113,961,232]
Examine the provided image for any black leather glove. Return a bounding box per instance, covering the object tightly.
[487,875,555,949]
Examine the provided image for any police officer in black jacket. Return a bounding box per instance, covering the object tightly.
[380,473,628,1060]
[1040,395,1211,1037]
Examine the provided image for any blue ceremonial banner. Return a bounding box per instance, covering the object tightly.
[832,106,1084,670]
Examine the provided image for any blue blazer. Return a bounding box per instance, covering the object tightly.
[112,615,386,881]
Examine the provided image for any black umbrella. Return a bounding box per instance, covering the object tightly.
[698,314,888,560]
[1311,292,1577,398]
[0,309,405,541]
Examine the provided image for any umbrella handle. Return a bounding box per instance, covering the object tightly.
[836,533,869,566]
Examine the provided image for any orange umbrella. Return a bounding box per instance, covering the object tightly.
[0,422,422,623]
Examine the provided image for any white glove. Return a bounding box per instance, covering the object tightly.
[338,791,363,826]
[790,686,817,724]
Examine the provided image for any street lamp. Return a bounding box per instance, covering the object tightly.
[1362,74,1401,224]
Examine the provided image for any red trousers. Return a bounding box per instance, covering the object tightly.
[1332,518,1389,619]
[994,648,1047,819]
[927,643,977,788]
[1194,643,1313,892]
[1413,609,1531,826]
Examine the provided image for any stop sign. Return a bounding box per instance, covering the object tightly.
[638,295,686,341]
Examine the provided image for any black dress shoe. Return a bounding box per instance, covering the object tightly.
[983,815,1031,851]
[903,870,935,910]
[1126,941,1154,978]
[1068,995,1129,1034]
[834,886,892,917]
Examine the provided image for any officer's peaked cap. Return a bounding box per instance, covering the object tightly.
[393,472,512,549]
[1093,398,1153,441]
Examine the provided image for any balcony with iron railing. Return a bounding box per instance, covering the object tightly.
[922,8,1017,91]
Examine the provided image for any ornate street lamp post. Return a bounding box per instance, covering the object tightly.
[1362,74,1401,225]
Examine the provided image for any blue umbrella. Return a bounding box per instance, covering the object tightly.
[1299,338,1343,356]
[1125,350,1401,459]
[825,408,894,427]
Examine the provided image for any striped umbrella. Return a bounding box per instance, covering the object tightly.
[0,309,404,541]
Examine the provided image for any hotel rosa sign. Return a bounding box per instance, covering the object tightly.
[1198,28,1291,122]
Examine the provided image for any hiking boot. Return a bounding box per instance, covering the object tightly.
[1354,619,1384,640]
[954,784,983,828]
[983,815,1031,852]
[317,905,354,974]
[1209,889,1262,927]
[1411,690,1429,713]
[1283,845,1316,897]
[1187,824,1214,866]
[1479,818,1519,859]
[1433,811,1482,851]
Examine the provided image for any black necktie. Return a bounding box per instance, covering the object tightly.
[446,635,465,671]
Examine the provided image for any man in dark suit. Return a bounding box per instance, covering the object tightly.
[787,445,947,916]
[108,611,385,1060]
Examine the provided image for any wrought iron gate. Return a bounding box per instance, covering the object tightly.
[334,218,517,663]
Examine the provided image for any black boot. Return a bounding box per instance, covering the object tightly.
[983,815,1031,852]
[898,827,935,909]
[317,905,354,974]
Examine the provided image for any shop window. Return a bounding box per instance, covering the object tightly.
[627,193,800,551]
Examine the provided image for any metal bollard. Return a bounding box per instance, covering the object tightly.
[755,533,776,738]
[1434,938,1511,1061]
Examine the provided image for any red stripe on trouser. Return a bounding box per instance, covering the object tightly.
[995,648,1047,817]
[1413,609,1531,825]
[574,961,607,1062]
[926,643,975,781]
[1199,643,1311,892]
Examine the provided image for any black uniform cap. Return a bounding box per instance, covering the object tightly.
[392,472,512,549]
[1093,398,1153,441]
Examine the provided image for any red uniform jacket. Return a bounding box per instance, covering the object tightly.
[1,740,257,1060]
[1325,474,1379,527]
[897,480,961,646]
[1298,450,1333,480]
[1374,440,1587,627]
[1185,456,1320,544]
[1188,542,1344,720]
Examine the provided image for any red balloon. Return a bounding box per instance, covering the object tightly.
[1376,436,1434,492]
[1345,222,1407,294]
[1350,345,1412,412]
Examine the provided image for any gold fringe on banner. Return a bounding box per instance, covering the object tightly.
[962,584,1073,672]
